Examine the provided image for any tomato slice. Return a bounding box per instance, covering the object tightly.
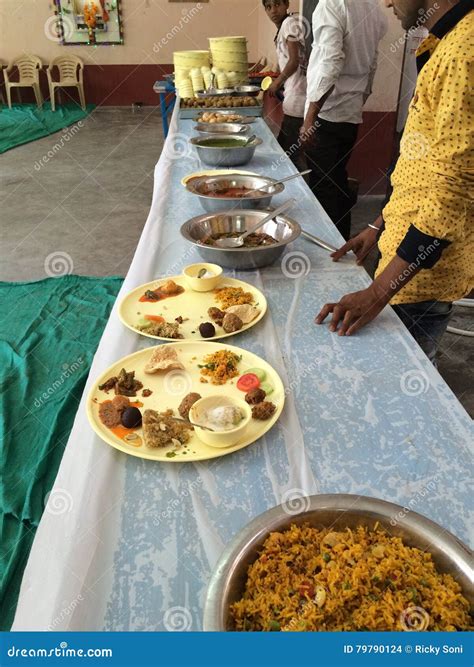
[237,373,260,392]
[144,315,165,322]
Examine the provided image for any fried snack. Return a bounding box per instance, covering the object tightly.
[145,347,184,373]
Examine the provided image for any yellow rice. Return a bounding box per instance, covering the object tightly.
[214,287,254,309]
[229,524,473,631]
[199,349,241,385]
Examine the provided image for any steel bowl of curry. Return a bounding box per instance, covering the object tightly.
[185,174,286,212]
[180,209,301,269]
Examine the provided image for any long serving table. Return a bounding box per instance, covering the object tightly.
[13,106,473,631]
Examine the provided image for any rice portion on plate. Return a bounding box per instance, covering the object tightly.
[229,524,473,631]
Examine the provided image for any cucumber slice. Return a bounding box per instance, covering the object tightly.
[137,318,152,328]
[260,381,274,395]
[245,367,266,382]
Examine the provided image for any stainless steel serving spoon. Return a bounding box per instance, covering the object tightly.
[214,198,296,249]
[301,229,338,253]
[243,134,257,146]
[171,416,216,432]
[242,168,311,197]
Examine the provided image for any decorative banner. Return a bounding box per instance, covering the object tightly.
[53,0,124,46]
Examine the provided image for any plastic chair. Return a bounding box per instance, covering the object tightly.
[47,55,85,111]
[0,60,6,106]
[4,55,43,108]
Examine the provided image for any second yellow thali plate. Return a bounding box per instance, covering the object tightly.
[118,275,267,342]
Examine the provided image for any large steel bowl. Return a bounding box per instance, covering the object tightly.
[180,209,301,270]
[185,174,285,212]
[190,135,262,167]
[203,494,473,631]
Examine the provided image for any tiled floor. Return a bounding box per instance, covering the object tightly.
[1,107,472,415]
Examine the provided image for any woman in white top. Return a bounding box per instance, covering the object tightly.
[262,0,308,170]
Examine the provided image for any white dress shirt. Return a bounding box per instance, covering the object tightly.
[275,14,307,118]
[306,0,387,124]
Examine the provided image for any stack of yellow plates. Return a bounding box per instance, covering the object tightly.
[176,78,194,99]
[209,36,248,84]
[174,50,211,96]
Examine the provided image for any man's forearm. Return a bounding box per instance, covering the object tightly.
[371,255,421,302]
[275,60,298,88]
[304,87,335,126]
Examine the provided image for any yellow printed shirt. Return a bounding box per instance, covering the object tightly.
[377,10,474,305]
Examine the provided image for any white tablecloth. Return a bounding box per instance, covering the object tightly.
[13,106,473,631]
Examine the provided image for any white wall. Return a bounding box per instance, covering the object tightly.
[0,0,403,111]
[0,0,265,65]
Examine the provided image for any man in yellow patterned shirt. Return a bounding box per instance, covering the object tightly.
[316,0,473,360]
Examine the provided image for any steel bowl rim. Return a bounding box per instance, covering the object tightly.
[180,209,301,252]
[193,112,257,124]
[203,493,473,631]
[195,88,236,98]
[194,122,249,135]
[234,85,261,93]
[185,175,285,201]
[190,135,263,150]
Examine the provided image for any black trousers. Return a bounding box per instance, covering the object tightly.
[277,114,307,173]
[305,118,359,240]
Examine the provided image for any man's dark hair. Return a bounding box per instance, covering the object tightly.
[262,0,289,6]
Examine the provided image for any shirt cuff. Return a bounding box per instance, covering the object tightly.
[396,225,451,269]
[307,77,335,104]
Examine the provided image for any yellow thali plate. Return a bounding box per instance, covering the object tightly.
[181,169,257,187]
[87,341,285,462]
[118,275,267,342]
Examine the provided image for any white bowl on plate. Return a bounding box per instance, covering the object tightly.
[190,395,251,448]
[183,263,223,292]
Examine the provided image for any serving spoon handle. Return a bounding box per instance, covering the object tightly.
[244,169,312,197]
[238,198,296,241]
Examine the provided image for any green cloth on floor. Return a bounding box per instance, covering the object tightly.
[0,274,123,630]
[0,103,94,154]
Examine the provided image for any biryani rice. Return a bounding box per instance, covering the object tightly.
[229,524,473,632]
[199,349,241,385]
[214,287,254,309]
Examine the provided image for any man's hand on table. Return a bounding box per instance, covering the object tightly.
[315,284,391,336]
[316,253,423,336]
[331,225,380,265]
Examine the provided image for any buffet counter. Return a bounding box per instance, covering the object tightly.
[12,105,473,631]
